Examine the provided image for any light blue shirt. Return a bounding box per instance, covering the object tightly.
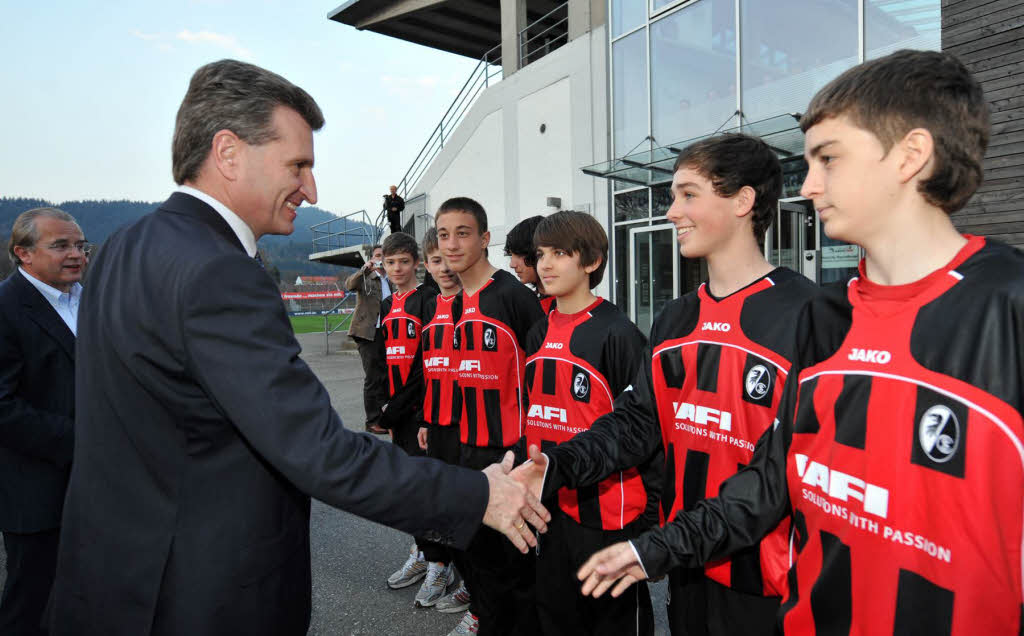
[19,268,83,336]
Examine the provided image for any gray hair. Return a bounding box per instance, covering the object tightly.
[171,59,325,184]
[8,207,79,265]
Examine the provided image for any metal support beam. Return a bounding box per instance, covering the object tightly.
[501,0,527,76]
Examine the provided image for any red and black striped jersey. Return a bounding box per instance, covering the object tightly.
[652,270,816,596]
[422,293,461,428]
[628,236,1024,635]
[380,284,437,429]
[541,268,819,598]
[455,270,545,449]
[539,295,556,315]
[523,298,657,531]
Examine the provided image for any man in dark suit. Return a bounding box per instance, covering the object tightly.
[385,185,405,233]
[0,207,90,636]
[48,59,548,636]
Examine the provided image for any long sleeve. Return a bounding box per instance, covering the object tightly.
[0,309,74,467]
[183,254,488,548]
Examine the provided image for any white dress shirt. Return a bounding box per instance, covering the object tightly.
[176,185,258,257]
[19,268,83,336]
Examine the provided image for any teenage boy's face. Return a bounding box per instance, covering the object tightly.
[384,251,417,288]
[508,253,538,285]
[436,211,489,274]
[425,248,460,294]
[801,115,896,245]
[665,167,737,258]
[535,245,595,299]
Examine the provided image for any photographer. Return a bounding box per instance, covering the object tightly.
[344,245,391,434]
[384,185,404,234]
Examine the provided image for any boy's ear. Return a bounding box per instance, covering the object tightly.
[583,255,603,275]
[480,230,491,249]
[896,127,934,184]
[733,185,756,219]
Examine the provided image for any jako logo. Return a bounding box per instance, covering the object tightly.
[424,356,450,368]
[464,308,477,315]
[702,321,731,332]
[848,348,892,364]
[386,346,405,355]
[544,342,564,350]
[794,453,889,518]
[672,402,732,431]
[435,314,450,320]
[528,404,567,422]
[459,359,481,372]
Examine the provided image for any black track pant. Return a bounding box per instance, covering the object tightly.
[667,569,779,636]
[420,424,461,565]
[390,421,443,563]
[459,444,537,636]
[536,511,653,636]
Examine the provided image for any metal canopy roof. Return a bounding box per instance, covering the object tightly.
[582,114,806,187]
[328,0,567,59]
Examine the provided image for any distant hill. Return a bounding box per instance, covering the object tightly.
[0,196,376,281]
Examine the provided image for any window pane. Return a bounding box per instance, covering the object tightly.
[614,221,647,312]
[740,0,858,122]
[651,184,672,221]
[866,0,940,59]
[651,0,737,145]
[612,0,647,38]
[615,189,650,223]
[613,29,649,156]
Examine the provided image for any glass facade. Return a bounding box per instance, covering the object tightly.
[607,0,940,310]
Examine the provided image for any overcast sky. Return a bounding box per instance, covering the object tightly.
[0,0,478,217]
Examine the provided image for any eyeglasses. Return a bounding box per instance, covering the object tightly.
[42,241,93,256]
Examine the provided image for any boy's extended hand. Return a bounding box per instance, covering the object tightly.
[509,444,547,502]
[482,451,551,553]
[417,426,428,451]
[577,541,648,598]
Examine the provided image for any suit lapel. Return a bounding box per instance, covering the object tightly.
[12,272,75,361]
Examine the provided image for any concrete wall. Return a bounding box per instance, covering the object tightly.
[410,23,611,296]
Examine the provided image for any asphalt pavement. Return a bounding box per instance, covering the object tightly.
[0,330,668,635]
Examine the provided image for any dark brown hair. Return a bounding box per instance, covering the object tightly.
[533,211,608,289]
[382,232,419,261]
[673,133,781,239]
[801,49,989,214]
[435,197,488,234]
[422,227,439,255]
[504,215,545,267]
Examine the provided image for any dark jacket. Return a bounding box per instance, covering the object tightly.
[0,271,76,533]
[49,192,489,636]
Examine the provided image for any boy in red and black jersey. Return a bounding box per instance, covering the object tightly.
[513,134,819,635]
[378,232,446,600]
[415,228,467,610]
[520,211,656,635]
[436,197,545,635]
[572,51,1024,635]
[505,215,555,314]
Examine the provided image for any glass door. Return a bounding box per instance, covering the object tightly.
[765,198,860,283]
[628,223,679,335]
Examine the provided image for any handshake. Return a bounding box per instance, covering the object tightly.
[484,446,648,598]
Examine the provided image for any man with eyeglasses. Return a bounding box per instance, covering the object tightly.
[0,207,89,636]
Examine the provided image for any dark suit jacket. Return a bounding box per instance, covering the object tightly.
[50,193,489,636]
[0,271,76,533]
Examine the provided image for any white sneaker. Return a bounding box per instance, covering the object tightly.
[447,610,479,635]
[414,561,453,608]
[386,546,428,589]
[435,580,471,613]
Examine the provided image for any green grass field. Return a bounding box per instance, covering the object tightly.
[289,314,352,334]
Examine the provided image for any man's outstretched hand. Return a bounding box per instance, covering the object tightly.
[509,444,547,502]
[577,541,648,598]
[482,451,551,553]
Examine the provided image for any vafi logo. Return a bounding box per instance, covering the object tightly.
[794,453,889,518]
[459,359,481,372]
[702,321,731,332]
[528,404,567,423]
[386,346,405,356]
[424,356,450,368]
[672,402,732,431]
[848,348,892,364]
